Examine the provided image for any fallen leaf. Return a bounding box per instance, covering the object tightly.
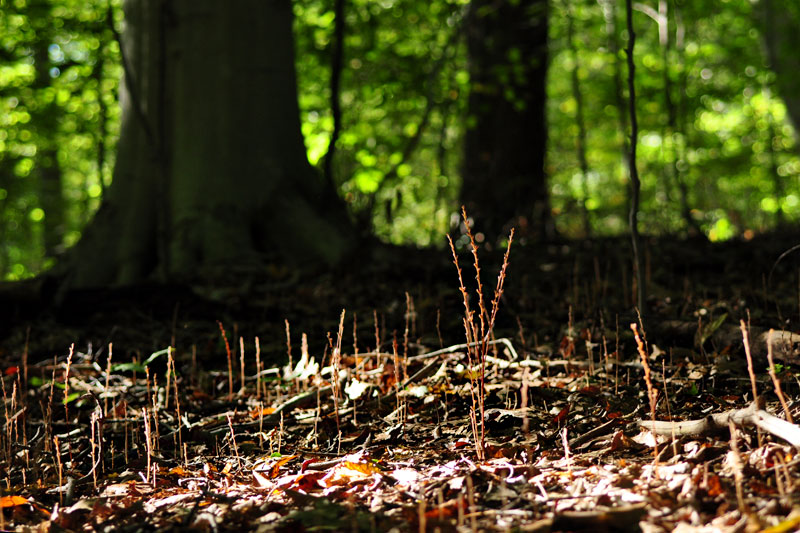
[250,407,276,418]
[0,495,29,508]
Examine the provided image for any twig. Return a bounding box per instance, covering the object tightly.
[408,338,519,362]
[766,329,793,423]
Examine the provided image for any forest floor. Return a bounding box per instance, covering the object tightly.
[2,230,800,531]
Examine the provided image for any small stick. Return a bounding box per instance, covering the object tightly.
[258,401,264,449]
[54,435,63,505]
[728,421,747,513]
[22,327,29,396]
[632,323,658,461]
[373,310,381,356]
[466,475,477,532]
[227,413,241,470]
[285,320,293,392]
[403,292,411,378]
[165,347,173,410]
[151,375,160,451]
[218,321,234,400]
[143,408,152,484]
[740,319,759,405]
[279,412,284,456]
[0,373,10,461]
[64,344,75,423]
[392,338,401,415]
[766,329,793,423]
[562,427,572,473]
[104,343,113,417]
[172,353,183,454]
[255,337,262,399]
[740,318,764,446]
[239,337,246,395]
[300,334,309,391]
[90,411,99,489]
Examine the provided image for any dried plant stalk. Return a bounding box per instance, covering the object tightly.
[448,207,514,460]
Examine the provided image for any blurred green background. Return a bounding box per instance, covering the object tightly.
[0,0,797,279]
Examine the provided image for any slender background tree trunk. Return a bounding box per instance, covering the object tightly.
[460,0,550,243]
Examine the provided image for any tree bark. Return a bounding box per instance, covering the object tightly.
[59,0,356,290]
[460,0,550,244]
[30,0,65,260]
[759,0,800,142]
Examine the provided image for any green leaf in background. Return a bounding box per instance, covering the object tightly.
[111,347,171,374]
[698,313,728,347]
[62,391,81,405]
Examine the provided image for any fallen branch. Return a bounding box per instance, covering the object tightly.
[408,337,519,362]
[637,399,800,447]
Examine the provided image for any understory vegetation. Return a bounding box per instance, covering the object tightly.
[1,0,798,277]
[2,230,800,531]
[3,0,800,531]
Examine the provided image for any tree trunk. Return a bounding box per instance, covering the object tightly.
[59,0,356,290]
[759,0,800,142]
[31,0,65,260]
[460,0,550,243]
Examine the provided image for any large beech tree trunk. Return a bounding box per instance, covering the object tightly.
[460,0,550,243]
[60,0,355,290]
[760,0,800,142]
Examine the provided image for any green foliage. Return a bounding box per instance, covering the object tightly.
[294,0,468,245]
[112,347,171,374]
[2,0,800,279]
[547,0,799,238]
[26,377,83,404]
[0,0,121,279]
[772,362,787,375]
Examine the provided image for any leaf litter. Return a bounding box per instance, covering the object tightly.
[3,232,800,531]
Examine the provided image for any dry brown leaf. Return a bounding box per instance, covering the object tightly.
[0,496,29,508]
[249,407,276,418]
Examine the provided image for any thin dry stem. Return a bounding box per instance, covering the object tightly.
[448,211,514,461]
[728,420,747,513]
[239,337,246,395]
[104,343,113,417]
[332,310,345,436]
[172,353,183,453]
[64,344,75,423]
[740,319,759,405]
[255,336,262,398]
[766,329,793,423]
[218,321,234,400]
[164,347,173,410]
[54,435,63,506]
[285,320,293,392]
[227,413,241,470]
[142,407,152,484]
[632,323,658,460]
